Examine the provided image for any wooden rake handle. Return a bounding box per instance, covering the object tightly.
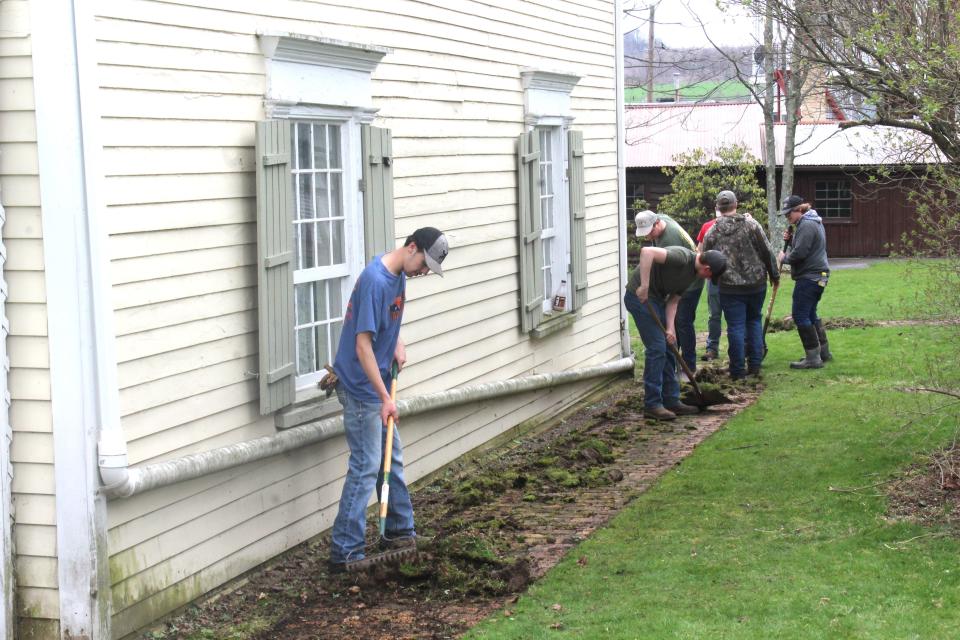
[378,360,401,536]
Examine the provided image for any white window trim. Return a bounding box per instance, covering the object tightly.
[290,119,365,391]
[537,126,571,313]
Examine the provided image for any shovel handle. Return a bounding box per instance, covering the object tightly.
[644,300,706,406]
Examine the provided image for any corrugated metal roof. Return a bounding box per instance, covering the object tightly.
[625,102,764,168]
[773,124,940,166]
[626,102,938,168]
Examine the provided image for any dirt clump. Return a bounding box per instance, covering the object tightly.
[886,446,960,534]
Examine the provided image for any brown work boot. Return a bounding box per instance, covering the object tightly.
[643,406,676,421]
[701,349,718,361]
[665,402,698,416]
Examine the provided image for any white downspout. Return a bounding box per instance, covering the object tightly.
[102,356,635,499]
[0,180,15,640]
[34,1,120,637]
[614,0,632,358]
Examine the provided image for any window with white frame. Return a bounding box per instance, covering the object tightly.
[516,68,587,337]
[292,121,357,388]
[537,126,570,313]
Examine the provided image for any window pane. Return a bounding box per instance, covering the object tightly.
[299,222,316,269]
[330,320,343,356]
[332,220,345,265]
[330,280,343,318]
[297,123,311,171]
[298,174,315,220]
[539,163,547,191]
[314,281,328,321]
[317,222,332,267]
[297,327,314,376]
[541,197,549,230]
[315,324,330,369]
[295,282,313,325]
[329,173,342,217]
[315,173,330,219]
[328,125,342,169]
[313,124,328,170]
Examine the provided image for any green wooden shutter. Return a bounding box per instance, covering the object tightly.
[361,125,395,261]
[517,130,544,333]
[567,129,588,311]
[255,120,296,415]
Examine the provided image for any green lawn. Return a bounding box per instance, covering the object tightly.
[468,260,960,639]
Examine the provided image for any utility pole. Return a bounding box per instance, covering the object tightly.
[646,5,655,102]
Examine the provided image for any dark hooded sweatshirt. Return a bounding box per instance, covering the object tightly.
[784,209,830,281]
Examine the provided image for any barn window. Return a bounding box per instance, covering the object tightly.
[815,180,852,218]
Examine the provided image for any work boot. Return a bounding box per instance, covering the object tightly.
[665,402,698,416]
[814,319,833,361]
[701,349,718,361]
[747,365,762,377]
[643,406,676,421]
[790,325,823,369]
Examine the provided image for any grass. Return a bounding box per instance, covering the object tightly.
[468,259,960,639]
[629,259,939,362]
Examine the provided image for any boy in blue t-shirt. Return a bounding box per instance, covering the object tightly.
[329,227,448,571]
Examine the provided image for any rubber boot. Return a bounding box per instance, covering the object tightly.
[790,325,823,369]
[814,319,833,362]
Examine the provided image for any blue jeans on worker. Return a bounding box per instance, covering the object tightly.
[330,386,415,563]
[624,290,681,410]
[675,285,702,372]
[705,282,722,353]
[791,278,825,327]
[719,288,766,378]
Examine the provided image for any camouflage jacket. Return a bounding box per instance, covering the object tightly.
[701,213,779,292]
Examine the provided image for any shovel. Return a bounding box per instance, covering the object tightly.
[762,279,780,359]
[378,360,401,537]
[645,300,732,408]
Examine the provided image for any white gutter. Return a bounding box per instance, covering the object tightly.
[614,0,632,358]
[0,184,14,640]
[34,1,117,637]
[102,356,635,499]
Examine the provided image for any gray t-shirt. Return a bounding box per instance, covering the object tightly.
[626,246,699,301]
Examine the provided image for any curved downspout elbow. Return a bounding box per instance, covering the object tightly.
[98,430,134,499]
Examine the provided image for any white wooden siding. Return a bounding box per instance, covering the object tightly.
[0,0,58,634]
[95,0,622,634]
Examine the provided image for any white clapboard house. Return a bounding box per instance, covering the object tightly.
[0,0,631,637]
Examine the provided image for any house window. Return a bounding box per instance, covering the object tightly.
[815,180,852,218]
[255,34,394,420]
[538,126,569,313]
[292,122,356,388]
[516,68,585,336]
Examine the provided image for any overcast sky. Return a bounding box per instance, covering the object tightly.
[624,0,761,49]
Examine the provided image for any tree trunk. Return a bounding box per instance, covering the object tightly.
[762,5,783,251]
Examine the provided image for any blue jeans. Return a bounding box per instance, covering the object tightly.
[706,282,722,352]
[624,290,680,409]
[330,387,415,563]
[676,285,702,372]
[719,288,766,378]
[792,277,826,327]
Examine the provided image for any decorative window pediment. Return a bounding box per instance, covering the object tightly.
[258,32,391,115]
[520,68,581,126]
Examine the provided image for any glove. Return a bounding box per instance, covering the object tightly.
[319,365,339,397]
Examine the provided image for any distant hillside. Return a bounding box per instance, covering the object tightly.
[624,36,757,104]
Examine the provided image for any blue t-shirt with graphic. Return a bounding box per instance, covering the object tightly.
[333,256,406,401]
